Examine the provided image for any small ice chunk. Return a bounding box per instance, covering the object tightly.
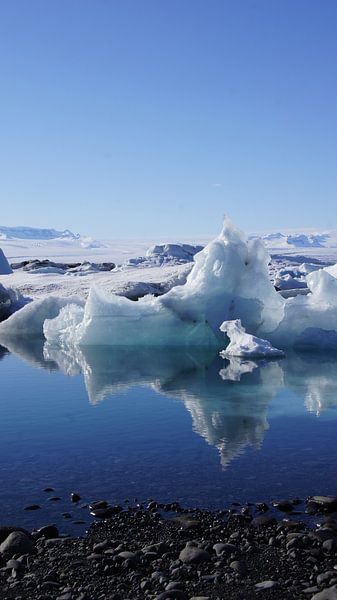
[274,274,307,290]
[220,319,284,358]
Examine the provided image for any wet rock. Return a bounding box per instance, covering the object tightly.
[251,515,277,527]
[273,500,294,513]
[256,502,269,512]
[0,531,35,557]
[307,497,337,514]
[70,493,81,503]
[36,525,59,539]
[89,500,110,510]
[90,505,123,519]
[24,504,41,510]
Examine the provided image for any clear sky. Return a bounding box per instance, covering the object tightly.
[1,0,337,239]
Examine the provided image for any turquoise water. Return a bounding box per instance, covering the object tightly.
[0,340,337,534]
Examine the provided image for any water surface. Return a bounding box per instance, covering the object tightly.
[0,340,337,534]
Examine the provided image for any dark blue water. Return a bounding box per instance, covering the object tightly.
[0,340,337,534]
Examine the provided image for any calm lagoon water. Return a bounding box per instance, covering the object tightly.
[0,340,337,534]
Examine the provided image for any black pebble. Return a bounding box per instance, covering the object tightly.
[36,525,59,539]
[24,505,41,511]
[70,492,81,503]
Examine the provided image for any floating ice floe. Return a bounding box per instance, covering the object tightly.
[3,217,337,349]
[219,319,284,358]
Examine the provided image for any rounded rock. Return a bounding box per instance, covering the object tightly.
[179,546,211,564]
[0,531,35,557]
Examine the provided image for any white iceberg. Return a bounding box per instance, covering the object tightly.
[43,218,284,347]
[219,319,284,358]
[3,217,337,350]
[0,248,12,274]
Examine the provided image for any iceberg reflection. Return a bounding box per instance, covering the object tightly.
[3,338,337,469]
[17,340,282,468]
[283,352,337,415]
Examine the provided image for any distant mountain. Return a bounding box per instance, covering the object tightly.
[249,230,337,249]
[0,226,79,241]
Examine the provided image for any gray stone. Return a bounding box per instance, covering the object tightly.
[317,573,336,586]
[311,585,337,600]
[118,551,138,560]
[166,582,185,591]
[323,539,337,553]
[255,580,279,590]
[142,542,169,555]
[0,532,34,557]
[308,497,337,514]
[0,527,30,544]
[213,542,235,556]
[251,515,277,527]
[229,560,247,575]
[311,528,337,543]
[179,546,211,564]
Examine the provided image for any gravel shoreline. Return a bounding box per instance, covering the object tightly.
[1,496,337,600]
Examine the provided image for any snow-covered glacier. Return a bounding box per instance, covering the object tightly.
[2,217,337,350]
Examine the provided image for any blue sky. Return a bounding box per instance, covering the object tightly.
[1,0,337,238]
